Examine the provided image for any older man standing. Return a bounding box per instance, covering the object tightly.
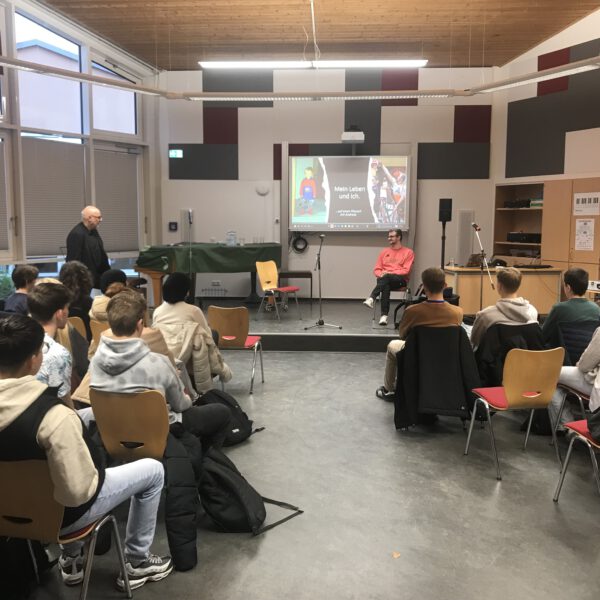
[66,205,110,288]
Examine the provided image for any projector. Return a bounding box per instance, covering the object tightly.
[341,130,365,144]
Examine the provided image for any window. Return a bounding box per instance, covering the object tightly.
[92,62,137,135]
[94,146,140,252]
[15,13,82,133]
[21,137,86,257]
[0,139,8,252]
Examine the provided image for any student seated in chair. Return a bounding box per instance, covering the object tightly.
[4,264,38,315]
[0,314,172,590]
[27,282,75,408]
[542,267,600,349]
[90,289,231,451]
[363,229,414,326]
[376,267,463,400]
[470,267,538,351]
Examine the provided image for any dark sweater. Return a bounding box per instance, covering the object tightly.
[542,297,600,348]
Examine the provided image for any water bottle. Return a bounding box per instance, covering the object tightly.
[226,231,237,246]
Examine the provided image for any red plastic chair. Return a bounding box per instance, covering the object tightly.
[256,260,301,321]
[207,305,264,394]
[553,419,600,501]
[464,347,564,480]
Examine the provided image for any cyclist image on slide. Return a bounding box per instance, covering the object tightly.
[368,159,406,224]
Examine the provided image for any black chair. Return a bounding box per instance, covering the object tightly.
[475,322,544,388]
[0,299,4,311]
[557,320,600,366]
[394,326,480,429]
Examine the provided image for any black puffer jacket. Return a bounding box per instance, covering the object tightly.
[163,426,203,571]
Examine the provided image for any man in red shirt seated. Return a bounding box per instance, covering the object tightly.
[364,229,415,325]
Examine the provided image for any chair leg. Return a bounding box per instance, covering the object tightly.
[249,344,257,394]
[79,527,99,600]
[220,379,225,391]
[27,540,40,584]
[109,515,132,598]
[587,443,600,497]
[553,435,577,502]
[464,398,480,455]
[523,409,535,450]
[484,403,502,481]
[548,408,562,467]
[273,293,281,322]
[553,392,568,441]
[576,394,586,419]
[257,295,266,318]
[258,341,264,383]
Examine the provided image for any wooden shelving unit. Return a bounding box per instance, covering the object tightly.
[493,183,544,264]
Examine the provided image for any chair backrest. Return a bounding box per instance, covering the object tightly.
[502,347,565,409]
[89,389,170,461]
[68,316,87,340]
[90,318,110,347]
[206,305,249,349]
[256,261,279,292]
[0,460,63,543]
[557,320,600,366]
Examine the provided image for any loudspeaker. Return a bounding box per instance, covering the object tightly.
[439,198,452,223]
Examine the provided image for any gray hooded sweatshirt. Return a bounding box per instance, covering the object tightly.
[89,337,192,424]
[470,297,539,350]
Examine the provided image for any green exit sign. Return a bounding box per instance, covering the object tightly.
[169,149,183,159]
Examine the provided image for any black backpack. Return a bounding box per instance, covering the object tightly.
[588,406,600,442]
[198,389,263,446]
[199,448,302,535]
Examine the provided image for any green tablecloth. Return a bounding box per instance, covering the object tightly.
[136,243,282,273]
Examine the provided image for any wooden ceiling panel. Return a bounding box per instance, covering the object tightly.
[40,0,600,70]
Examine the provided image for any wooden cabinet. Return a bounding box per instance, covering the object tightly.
[493,183,544,265]
[541,180,572,262]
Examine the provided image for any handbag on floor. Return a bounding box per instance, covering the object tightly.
[197,389,263,446]
[198,448,302,535]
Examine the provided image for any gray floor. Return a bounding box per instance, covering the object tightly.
[209,298,402,336]
[32,351,600,600]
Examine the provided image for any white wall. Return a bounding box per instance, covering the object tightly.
[156,67,497,298]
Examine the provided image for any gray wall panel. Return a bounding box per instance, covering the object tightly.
[202,70,273,108]
[169,144,238,180]
[417,143,490,179]
[344,100,381,155]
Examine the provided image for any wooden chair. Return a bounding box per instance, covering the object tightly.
[90,319,110,349]
[0,460,132,599]
[68,316,87,340]
[553,419,600,501]
[207,305,264,394]
[256,260,301,321]
[89,389,170,461]
[464,347,564,480]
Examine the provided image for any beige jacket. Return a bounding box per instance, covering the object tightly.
[0,376,98,507]
[152,301,232,393]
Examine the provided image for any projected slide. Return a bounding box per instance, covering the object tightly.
[289,155,409,232]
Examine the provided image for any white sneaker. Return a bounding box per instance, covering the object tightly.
[363,297,374,309]
[379,315,388,326]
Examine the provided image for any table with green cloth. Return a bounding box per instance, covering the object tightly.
[136,242,282,304]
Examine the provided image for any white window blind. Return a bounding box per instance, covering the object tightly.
[0,141,8,251]
[22,138,86,257]
[94,148,139,252]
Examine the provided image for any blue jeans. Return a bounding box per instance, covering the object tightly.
[60,458,164,562]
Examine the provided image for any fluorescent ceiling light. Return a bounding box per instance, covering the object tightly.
[199,59,428,70]
[470,55,600,94]
[199,60,312,69]
[315,59,428,69]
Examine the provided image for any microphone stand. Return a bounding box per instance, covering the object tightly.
[304,235,342,330]
[473,225,495,311]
